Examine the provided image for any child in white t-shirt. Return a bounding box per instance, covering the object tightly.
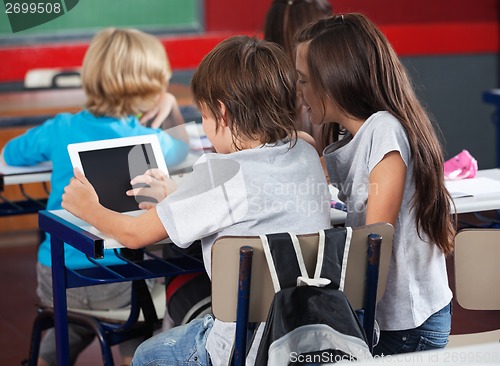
[62,35,331,365]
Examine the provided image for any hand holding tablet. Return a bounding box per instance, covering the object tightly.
[67,134,169,214]
[126,168,177,210]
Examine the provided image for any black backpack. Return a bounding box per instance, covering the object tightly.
[255,228,373,365]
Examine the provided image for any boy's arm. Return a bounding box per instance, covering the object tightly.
[1,123,52,166]
[62,168,168,249]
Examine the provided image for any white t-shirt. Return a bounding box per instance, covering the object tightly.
[156,138,331,365]
[323,111,452,331]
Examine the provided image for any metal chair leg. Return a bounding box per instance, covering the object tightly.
[364,234,382,353]
[232,246,253,366]
[28,308,54,366]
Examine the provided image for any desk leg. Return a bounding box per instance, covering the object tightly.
[487,103,500,217]
[50,235,70,366]
[495,105,500,168]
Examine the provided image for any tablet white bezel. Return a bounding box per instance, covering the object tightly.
[67,134,169,177]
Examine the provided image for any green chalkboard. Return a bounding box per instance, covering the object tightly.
[0,0,202,42]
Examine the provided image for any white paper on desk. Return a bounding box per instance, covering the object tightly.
[189,137,212,150]
[0,161,52,175]
[445,177,500,198]
[184,121,212,150]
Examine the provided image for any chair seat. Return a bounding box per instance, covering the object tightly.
[66,282,166,322]
[448,329,500,348]
[451,229,500,349]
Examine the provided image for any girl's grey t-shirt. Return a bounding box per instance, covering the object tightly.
[156,138,331,365]
[323,111,452,331]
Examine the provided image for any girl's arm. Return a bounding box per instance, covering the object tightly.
[140,91,174,128]
[140,92,189,144]
[62,168,168,249]
[161,95,189,142]
[365,151,406,226]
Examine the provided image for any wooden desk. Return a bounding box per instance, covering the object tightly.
[0,162,50,224]
[447,169,500,214]
[0,148,201,221]
[0,86,197,231]
[329,169,500,226]
[0,161,52,186]
[0,83,193,128]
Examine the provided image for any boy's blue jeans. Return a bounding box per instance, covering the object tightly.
[131,314,214,366]
[373,302,452,356]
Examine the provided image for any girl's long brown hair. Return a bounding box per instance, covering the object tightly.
[295,14,455,255]
[264,0,332,62]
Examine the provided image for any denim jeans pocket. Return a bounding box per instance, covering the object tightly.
[418,303,452,335]
[415,331,449,351]
[374,329,412,355]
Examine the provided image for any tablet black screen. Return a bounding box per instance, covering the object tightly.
[79,143,159,212]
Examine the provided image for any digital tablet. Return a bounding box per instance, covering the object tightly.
[67,134,169,213]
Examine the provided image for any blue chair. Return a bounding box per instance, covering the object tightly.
[27,278,165,366]
[28,210,205,366]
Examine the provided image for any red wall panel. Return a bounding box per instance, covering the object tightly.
[0,0,498,83]
[205,0,498,31]
[205,0,271,32]
[332,0,498,24]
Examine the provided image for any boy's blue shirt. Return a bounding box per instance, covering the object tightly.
[3,110,189,269]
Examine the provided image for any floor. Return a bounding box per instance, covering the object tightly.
[0,229,120,366]
[1,224,500,365]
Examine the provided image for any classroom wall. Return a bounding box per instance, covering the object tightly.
[0,0,498,234]
[0,0,499,167]
[403,55,498,169]
[204,0,500,168]
[204,0,498,31]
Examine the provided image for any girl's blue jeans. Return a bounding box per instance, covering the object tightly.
[373,302,452,356]
[131,314,214,366]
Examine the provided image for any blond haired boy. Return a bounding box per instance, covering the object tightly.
[1,28,188,366]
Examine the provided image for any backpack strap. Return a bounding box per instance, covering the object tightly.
[260,232,307,293]
[313,227,352,291]
[260,228,353,293]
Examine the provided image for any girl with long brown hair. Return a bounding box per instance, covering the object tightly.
[264,0,333,151]
[295,13,455,355]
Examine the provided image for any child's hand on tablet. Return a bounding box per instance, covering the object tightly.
[62,168,100,222]
[127,168,176,210]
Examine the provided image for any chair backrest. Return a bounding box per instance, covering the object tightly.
[24,68,82,89]
[454,229,500,310]
[211,222,394,323]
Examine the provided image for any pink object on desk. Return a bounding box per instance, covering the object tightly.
[444,149,478,180]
